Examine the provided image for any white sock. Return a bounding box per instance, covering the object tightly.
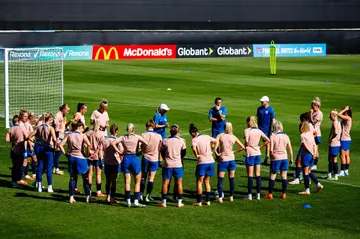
[162,199,167,204]
[178,199,182,204]
[345,170,349,174]
[38,182,42,188]
[70,196,74,201]
[327,173,331,177]
[134,199,139,205]
[86,196,90,200]
[248,194,252,200]
[317,183,321,187]
[97,190,101,194]
[126,199,131,205]
[305,188,310,193]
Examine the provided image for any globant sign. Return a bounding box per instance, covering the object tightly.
[253,44,326,57]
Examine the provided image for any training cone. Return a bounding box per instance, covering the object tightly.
[303,204,312,209]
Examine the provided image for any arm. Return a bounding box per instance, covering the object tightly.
[328,122,338,143]
[259,134,270,149]
[111,139,123,155]
[218,107,227,121]
[214,134,221,156]
[5,131,10,143]
[208,108,218,122]
[337,106,351,121]
[233,136,245,154]
[154,114,167,129]
[287,141,294,165]
[158,140,163,162]
[49,127,58,146]
[27,128,38,139]
[58,135,68,155]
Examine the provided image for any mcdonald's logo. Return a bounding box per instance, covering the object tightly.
[92,46,120,60]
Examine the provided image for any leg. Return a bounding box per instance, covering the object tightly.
[69,172,77,203]
[88,165,93,193]
[110,173,117,199]
[82,171,91,198]
[345,150,351,175]
[53,148,62,173]
[31,156,38,178]
[161,178,170,206]
[229,170,235,198]
[146,171,157,199]
[217,171,225,202]
[124,173,132,206]
[246,165,254,199]
[300,166,310,194]
[268,172,276,194]
[96,165,103,195]
[134,172,144,206]
[255,165,261,196]
[140,171,147,195]
[45,151,54,191]
[195,176,204,204]
[105,169,111,199]
[204,176,211,203]
[281,170,288,196]
[176,178,184,207]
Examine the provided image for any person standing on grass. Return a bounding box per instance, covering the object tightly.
[208,97,227,138]
[154,104,170,139]
[86,119,106,198]
[140,120,163,202]
[298,122,323,195]
[111,123,148,208]
[59,120,93,204]
[101,124,122,204]
[5,115,28,187]
[91,99,110,137]
[28,113,57,193]
[257,96,275,165]
[214,122,244,203]
[73,103,88,131]
[337,106,353,177]
[309,97,323,170]
[243,116,270,201]
[53,104,71,176]
[189,123,217,206]
[264,120,293,200]
[326,110,341,180]
[27,111,38,180]
[158,125,186,208]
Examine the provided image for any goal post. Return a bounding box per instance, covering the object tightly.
[2,47,64,128]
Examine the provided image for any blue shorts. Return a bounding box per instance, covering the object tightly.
[68,155,89,175]
[121,154,141,175]
[270,160,289,173]
[301,153,314,167]
[341,140,351,151]
[26,146,36,157]
[105,164,120,174]
[212,128,224,138]
[196,163,215,177]
[246,155,261,166]
[218,160,236,172]
[260,128,271,139]
[142,157,159,173]
[329,146,340,157]
[88,159,101,167]
[315,136,322,145]
[162,167,184,180]
[297,146,303,157]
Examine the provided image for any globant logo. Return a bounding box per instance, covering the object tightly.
[177,47,213,57]
[217,46,252,56]
[123,47,173,57]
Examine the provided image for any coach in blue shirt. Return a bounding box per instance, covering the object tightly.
[154,103,170,138]
[257,96,276,164]
[208,97,227,138]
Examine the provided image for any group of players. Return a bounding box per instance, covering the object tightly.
[5,96,353,207]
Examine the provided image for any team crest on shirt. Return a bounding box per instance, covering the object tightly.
[265,111,268,114]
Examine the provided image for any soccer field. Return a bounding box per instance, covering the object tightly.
[0,56,360,238]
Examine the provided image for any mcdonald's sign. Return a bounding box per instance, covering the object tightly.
[92,45,177,60]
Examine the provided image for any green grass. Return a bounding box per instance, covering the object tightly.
[1,57,360,238]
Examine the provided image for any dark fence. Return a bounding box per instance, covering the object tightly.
[1,0,360,30]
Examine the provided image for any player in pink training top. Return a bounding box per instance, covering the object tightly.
[298,122,323,195]
[111,123,148,208]
[326,110,342,180]
[214,122,244,203]
[73,103,88,130]
[264,120,293,200]
[337,106,353,176]
[18,109,34,181]
[86,118,106,197]
[91,99,110,137]
[243,116,270,201]
[53,104,71,176]
[158,125,186,208]
[309,97,323,170]
[59,120,93,203]
[101,124,122,204]
[28,113,57,193]
[140,120,162,202]
[27,111,38,179]
[6,115,28,187]
[189,123,217,206]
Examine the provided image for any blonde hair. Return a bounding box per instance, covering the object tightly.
[43,112,53,122]
[330,109,338,115]
[92,118,101,132]
[312,97,321,107]
[224,122,233,134]
[100,99,108,108]
[300,121,310,133]
[246,116,258,128]
[126,123,135,136]
[272,120,283,132]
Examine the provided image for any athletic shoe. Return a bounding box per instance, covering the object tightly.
[330,176,338,181]
[140,194,143,201]
[96,192,107,197]
[311,165,317,170]
[344,170,349,176]
[31,174,36,179]
[24,175,32,180]
[74,188,81,195]
[280,193,286,199]
[37,183,43,192]
[126,203,132,208]
[256,193,261,200]
[134,203,146,208]
[192,202,202,206]
[17,180,28,185]
[229,196,234,202]
[289,178,300,185]
[157,203,167,208]
[54,170,64,175]
[298,191,310,195]
[204,201,211,206]
[216,198,223,203]
[145,195,154,202]
[176,203,185,208]
[242,195,252,201]
[316,184,324,192]
[264,193,273,200]
[47,185,54,193]
[338,171,345,177]
[69,198,76,204]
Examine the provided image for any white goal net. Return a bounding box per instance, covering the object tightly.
[1,48,64,128]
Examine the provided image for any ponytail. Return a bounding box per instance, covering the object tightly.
[126,123,135,136]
